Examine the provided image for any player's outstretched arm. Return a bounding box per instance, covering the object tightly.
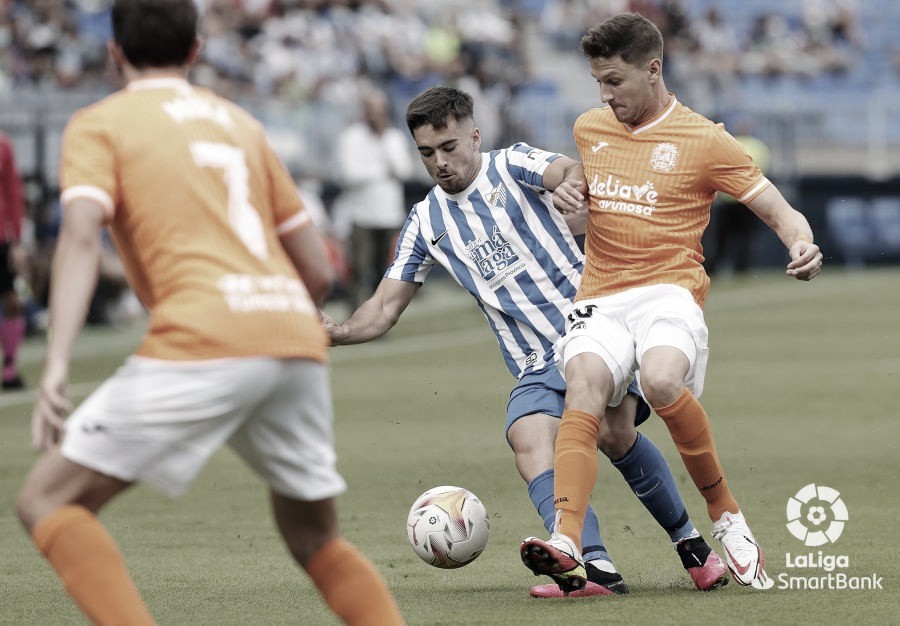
[32,197,105,450]
[327,278,420,346]
[746,185,823,281]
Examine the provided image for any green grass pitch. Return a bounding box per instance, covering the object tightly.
[1,268,897,624]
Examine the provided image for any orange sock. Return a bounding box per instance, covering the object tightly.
[654,388,739,521]
[305,538,404,625]
[553,409,601,551]
[31,505,155,626]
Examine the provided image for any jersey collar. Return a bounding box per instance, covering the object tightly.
[625,94,677,135]
[127,77,192,92]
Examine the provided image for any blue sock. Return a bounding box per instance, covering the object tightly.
[612,432,697,543]
[527,468,612,564]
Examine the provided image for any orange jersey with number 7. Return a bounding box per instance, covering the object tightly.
[575,97,770,308]
[60,78,327,361]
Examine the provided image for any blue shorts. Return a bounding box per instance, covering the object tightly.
[505,366,651,441]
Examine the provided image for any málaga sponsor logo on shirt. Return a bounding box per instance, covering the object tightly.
[465,225,526,290]
[751,483,884,591]
[587,173,658,216]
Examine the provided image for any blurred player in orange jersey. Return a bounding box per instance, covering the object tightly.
[521,12,822,593]
[14,1,404,625]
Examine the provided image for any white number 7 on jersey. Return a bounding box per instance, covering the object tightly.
[191,141,268,259]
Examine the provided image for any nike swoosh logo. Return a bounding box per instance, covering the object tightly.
[723,542,755,577]
[431,231,449,245]
[634,480,660,498]
[591,141,609,152]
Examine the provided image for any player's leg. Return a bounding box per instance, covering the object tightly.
[636,290,764,585]
[517,351,614,594]
[641,343,740,518]
[18,356,294,623]
[507,404,625,598]
[519,302,634,593]
[17,357,258,625]
[231,359,403,623]
[271,494,403,625]
[554,351,615,551]
[507,368,624,594]
[16,450,153,625]
[602,393,728,590]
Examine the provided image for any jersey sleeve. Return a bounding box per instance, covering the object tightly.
[60,108,117,219]
[384,206,434,284]
[504,143,562,190]
[703,124,771,203]
[262,135,309,236]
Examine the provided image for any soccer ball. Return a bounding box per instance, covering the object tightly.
[406,485,490,569]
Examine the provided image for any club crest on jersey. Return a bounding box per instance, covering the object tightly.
[465,225,526,290]
[487,185,507,209]
[650,142,679,172]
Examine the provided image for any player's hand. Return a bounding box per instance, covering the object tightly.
[787,240,823,281]
[319,310,344,345]
[553,179,588,214]
[31,363,71,451]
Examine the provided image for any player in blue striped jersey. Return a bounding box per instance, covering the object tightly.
[323,86,728,596]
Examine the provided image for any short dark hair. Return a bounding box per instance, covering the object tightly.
[112,0,198,69]
[580,13,664,66]
[405,87,474,135]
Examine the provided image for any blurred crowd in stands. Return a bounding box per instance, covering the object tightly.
[0,1,884,107]
[545,0,867,77]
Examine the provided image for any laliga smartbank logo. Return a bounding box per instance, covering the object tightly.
[751,484,884,591]
[786,483,847,546]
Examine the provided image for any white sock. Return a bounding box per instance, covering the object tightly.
[587,558,617,574]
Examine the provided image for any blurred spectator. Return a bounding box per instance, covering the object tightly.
[666,6,740,116]
[741,13,806,78]
[0,130,27,388]
[539,0,630,51]
[331,86,414,309]
[703,130,772,276]
[801,0,865,76]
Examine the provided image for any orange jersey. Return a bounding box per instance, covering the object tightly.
[575,97,770,307]
[60,77,327,361]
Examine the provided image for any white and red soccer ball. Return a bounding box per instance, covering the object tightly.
[406,485,490,569]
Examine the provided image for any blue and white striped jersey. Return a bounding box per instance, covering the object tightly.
[386,143,584,379]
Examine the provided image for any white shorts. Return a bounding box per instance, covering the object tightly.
[556,284,709,405]
[61,356,347,500]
